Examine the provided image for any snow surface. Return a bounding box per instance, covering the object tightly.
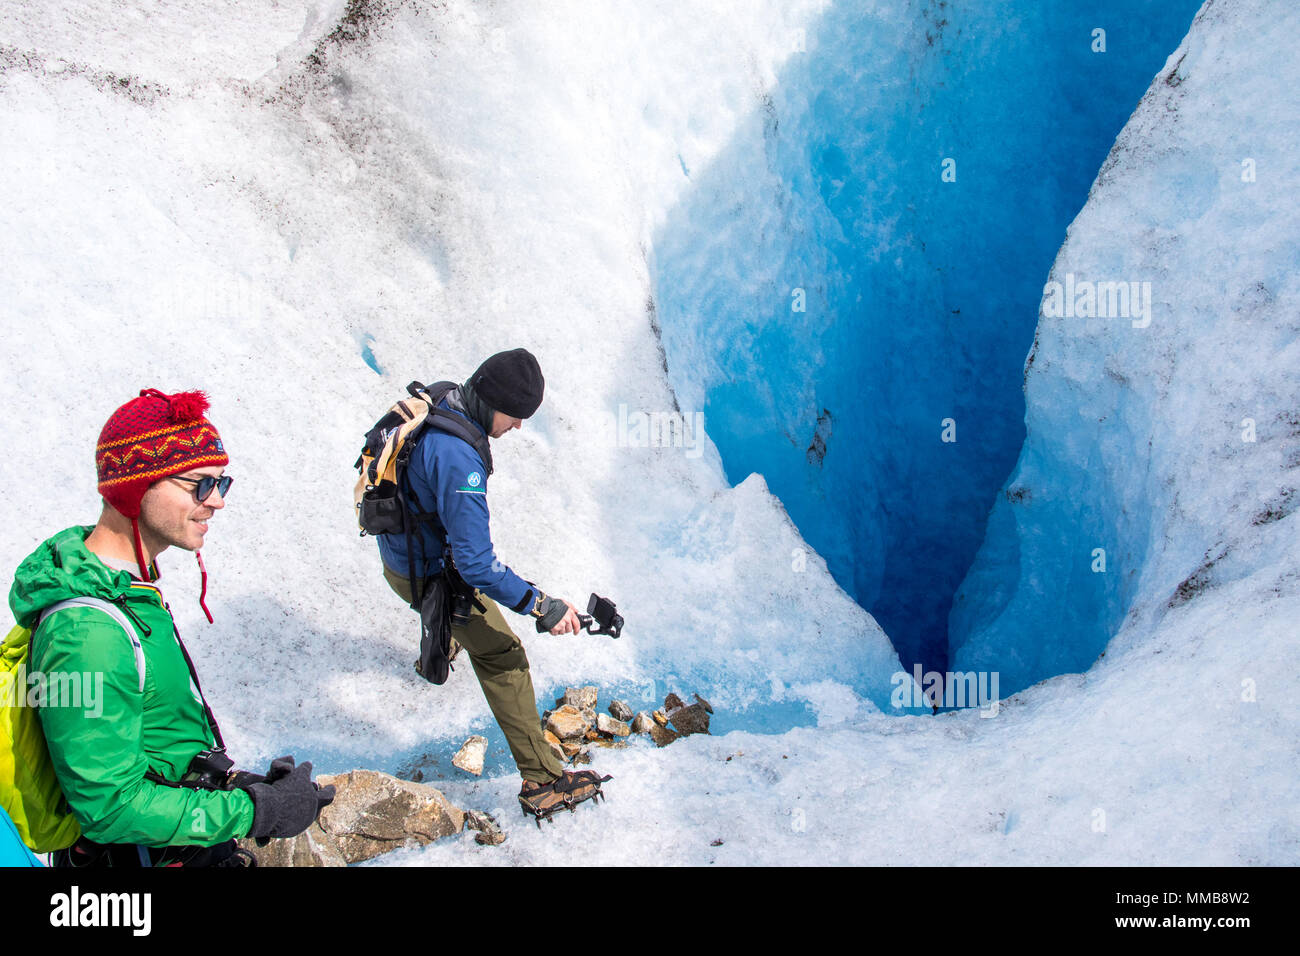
[1,0,1295,865]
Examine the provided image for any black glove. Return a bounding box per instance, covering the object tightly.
[262,755,299,784]
[533,595,569,632]
[226,770,265,790]
[227,754,295,793]
[242,758,335,842]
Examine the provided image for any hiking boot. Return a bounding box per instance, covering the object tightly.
[518,770,612,826]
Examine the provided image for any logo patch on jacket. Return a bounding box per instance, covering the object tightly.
[457,471,486,494]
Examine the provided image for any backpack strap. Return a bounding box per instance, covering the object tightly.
[410,381,494,477]
[35,597,223,749]
[38,597,146,693]
[399,381,494,610]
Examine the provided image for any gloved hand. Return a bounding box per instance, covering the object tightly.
[534,595,569,632]
[262,755,299,785]
[227,754,295,792]
[242,757,336,843]
[226,769,265,790]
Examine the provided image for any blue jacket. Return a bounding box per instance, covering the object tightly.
[377,395,537,614]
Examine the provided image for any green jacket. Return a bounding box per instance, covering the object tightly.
[8,526,253,847]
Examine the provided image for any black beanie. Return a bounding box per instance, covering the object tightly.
[469,348,545,419]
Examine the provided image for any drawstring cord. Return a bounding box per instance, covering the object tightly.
[131,517,214,623]
[130,518,153,583]
[196,551,213,624]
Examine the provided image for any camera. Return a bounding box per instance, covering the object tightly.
[180,748,236,790]
[584,593,624,639]
[450,590,474,628]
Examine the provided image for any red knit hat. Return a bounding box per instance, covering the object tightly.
[96,389,228,517]
[95,389,228,615]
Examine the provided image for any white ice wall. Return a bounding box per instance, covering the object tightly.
[951,0,1300,686]
[0,0,908,777]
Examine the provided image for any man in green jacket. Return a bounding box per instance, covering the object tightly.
[8,388,333,867]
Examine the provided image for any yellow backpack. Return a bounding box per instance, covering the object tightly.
[0,597,143,852]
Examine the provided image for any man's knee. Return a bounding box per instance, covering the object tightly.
[461,623,530,674]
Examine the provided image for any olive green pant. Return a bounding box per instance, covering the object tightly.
[383,567,563,783]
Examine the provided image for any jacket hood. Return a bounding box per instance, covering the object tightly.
[8,526,134,629]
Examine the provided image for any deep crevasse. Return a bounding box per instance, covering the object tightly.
[649,0,1204,683]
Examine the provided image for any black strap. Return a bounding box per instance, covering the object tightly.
[112,597,233,793]
[107,594,223,748]
[426,408,493,477]
[411,381,494,477]
[402,472,423,611]
[395,381,494,598]
[440,544,485,614]
[168,621,225,751]
[396,435,441,611]
[56,836,240,867]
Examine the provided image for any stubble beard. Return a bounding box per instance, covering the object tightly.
[140,502,214,555]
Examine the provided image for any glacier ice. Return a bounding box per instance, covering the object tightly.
[0,0,1295,865]
[651,0,1205,679]
[951,0,1300,696]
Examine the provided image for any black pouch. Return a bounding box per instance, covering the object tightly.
[358,482,407,536]
[416,574,454,685]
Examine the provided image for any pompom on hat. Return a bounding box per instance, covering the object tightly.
[95,389,228,619]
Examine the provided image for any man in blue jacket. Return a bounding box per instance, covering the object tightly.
[377,349,607,818]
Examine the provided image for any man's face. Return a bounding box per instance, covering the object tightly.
[137,464,228,555]
[490,410,523,438]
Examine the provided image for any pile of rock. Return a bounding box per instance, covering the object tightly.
[539,686,713,761]
[646,691,714,746]
[541,685,629,763]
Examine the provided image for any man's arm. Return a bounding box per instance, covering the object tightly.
[32,611,254,847]
[424,436,539,613]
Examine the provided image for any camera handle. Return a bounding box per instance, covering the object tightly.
[537,593,623,638]
[547,613,616,637]
[579,616,623,638]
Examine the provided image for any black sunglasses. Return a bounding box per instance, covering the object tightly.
[172,474,233,502]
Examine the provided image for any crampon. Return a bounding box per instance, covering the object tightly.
[518,770,612,827]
